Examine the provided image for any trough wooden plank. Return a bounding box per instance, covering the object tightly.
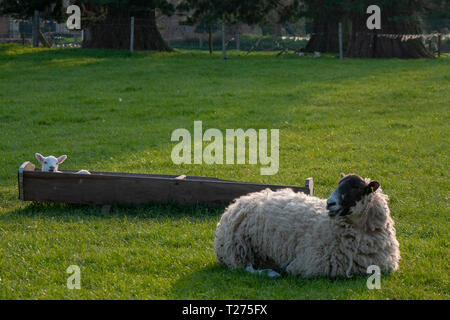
[168,179,309,206]
[23,172,172,205]
[20,170,311,207]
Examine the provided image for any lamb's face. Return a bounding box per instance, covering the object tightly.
[326,173,380,217]
[35,153,67,172]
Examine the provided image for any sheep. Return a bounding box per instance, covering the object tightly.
[214,173,400,278]
[35,153,91,174]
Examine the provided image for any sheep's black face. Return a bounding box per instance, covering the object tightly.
[326,174,380,217]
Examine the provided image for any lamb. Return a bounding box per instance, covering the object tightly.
[214,173,400,278]
[35,153,91,174]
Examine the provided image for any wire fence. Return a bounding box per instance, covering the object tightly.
[0,17,82,47]
[160,21,309,54]
[0,16,448,55]
[163,21,450,56]
[0,32,83,47]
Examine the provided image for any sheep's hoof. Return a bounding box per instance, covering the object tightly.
[246,265,281,279]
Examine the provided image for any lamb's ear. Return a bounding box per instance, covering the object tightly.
[367,181,380,193]
[340,172,346,178]
[57,155,67,164]
[35,153,44,163]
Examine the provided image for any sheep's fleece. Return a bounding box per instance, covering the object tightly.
[214,186,400,277]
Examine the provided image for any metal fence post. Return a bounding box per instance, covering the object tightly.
[222,22,227,59]
[438,34,441,57]
[32,10,39,47]
[130,16,134,53]
[338,22,343,59]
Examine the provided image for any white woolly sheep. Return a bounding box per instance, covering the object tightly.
[214,173,400,278]
[35,153,91,174]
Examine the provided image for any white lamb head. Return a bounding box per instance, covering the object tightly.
[35,153,67,172]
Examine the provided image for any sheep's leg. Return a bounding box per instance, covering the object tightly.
[245,265,281,279]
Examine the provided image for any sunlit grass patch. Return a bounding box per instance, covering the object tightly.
[0,44,448,299]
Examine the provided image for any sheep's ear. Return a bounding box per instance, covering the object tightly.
[57,155,67,164]
[340,172,346,178]
[367,181,380,193]
[35,153,44,163]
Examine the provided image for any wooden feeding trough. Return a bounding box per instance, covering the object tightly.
[18,161,313,212]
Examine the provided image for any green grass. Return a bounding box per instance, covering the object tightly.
[0,44,449,299]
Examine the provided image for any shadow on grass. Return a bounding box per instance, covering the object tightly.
[169,263,370,299]
[3,201,224,222]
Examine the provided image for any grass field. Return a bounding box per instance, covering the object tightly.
[0,44,448,299]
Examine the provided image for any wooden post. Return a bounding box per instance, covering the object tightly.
[338,22,343,59]
[305,178,314,196]
[236,31,240,51]
[437,34,441,57]
[130,16,135,53]
[222,22,227,59]
[32,10,39,47]
[208,25,213,54]
[167,24,171,47]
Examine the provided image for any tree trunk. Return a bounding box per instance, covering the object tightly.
[305,18,340,53]
[83,8,171,51]
[346,11,433,58]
